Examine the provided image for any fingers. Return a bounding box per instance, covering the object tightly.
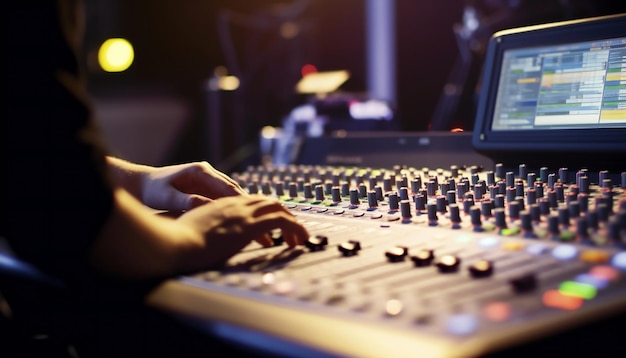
[254,233,273,248]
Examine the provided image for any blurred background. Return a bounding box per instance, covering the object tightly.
[82,0,626,172]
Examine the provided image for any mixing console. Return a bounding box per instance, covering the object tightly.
[148,163,626,357]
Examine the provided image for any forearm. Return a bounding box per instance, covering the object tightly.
[89,188,205,280]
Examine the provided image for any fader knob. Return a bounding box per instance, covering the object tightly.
[510,274,537,293]
[411,249,435,267]
[306,235,329,251]
[338,240,361,257]
[469,259,494,278]
[436,255,461,273]
[386,246,409,262]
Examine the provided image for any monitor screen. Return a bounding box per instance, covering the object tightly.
[491,37,626,131]
[472,13,626,170]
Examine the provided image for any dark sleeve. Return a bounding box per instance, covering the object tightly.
[3,0,114,282]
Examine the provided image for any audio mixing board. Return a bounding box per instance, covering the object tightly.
[148,162,626,357]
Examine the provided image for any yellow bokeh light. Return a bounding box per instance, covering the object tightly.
[98,38,134,72]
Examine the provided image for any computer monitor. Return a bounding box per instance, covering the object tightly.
[472,13,626,172]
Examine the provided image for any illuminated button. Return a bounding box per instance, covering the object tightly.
[411,249,435,267]
[478,236,499,249]
[590,265,619,281]
[436,255,461,273]
[526,243,548,256]
[559,281,597,300]
[469,259,494,278]
[552,244,578,261]
[574,273,609,290]
[446,314,478,336]
[502,241,525,251]
[579,250,610,264]
[611,252,626,270]
[483,302,511,323]
[542,289,583,310]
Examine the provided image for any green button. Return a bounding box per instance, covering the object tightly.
[559,281,597,300]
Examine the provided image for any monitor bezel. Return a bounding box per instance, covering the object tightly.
[472,14,626,158]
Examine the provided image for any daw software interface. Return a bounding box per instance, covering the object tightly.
[491,37,626,131]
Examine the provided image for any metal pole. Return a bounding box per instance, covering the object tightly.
[366,0,396,105]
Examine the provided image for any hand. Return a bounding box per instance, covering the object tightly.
[176,195,309,267]
[142,161,247,211]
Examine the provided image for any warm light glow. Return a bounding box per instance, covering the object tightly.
[296,70,350,94]
[260,126,277,139]
[98,38,134,72]
[218,76,240,91]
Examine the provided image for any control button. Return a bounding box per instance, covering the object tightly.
[590,265,619,281]
[305,235,329,251]
[509,273,537,293]
[469,259,494,278]
[338,240,361,257]
[446,314,478,336]
[574,273,609,290]
[333,209,345,215]
[436,255,461,273]
[478,236,499,248]
[552,244,578,261]
[542,289,583,310]
[483,302,511,323]
[579,250,610,264]
[411,249,435,267]
[502,241,524,251]
[385,246,409,262]
[526,243,548,256]
[370,213,383,219]
[611,252,626,270]
[559,281,597,300]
